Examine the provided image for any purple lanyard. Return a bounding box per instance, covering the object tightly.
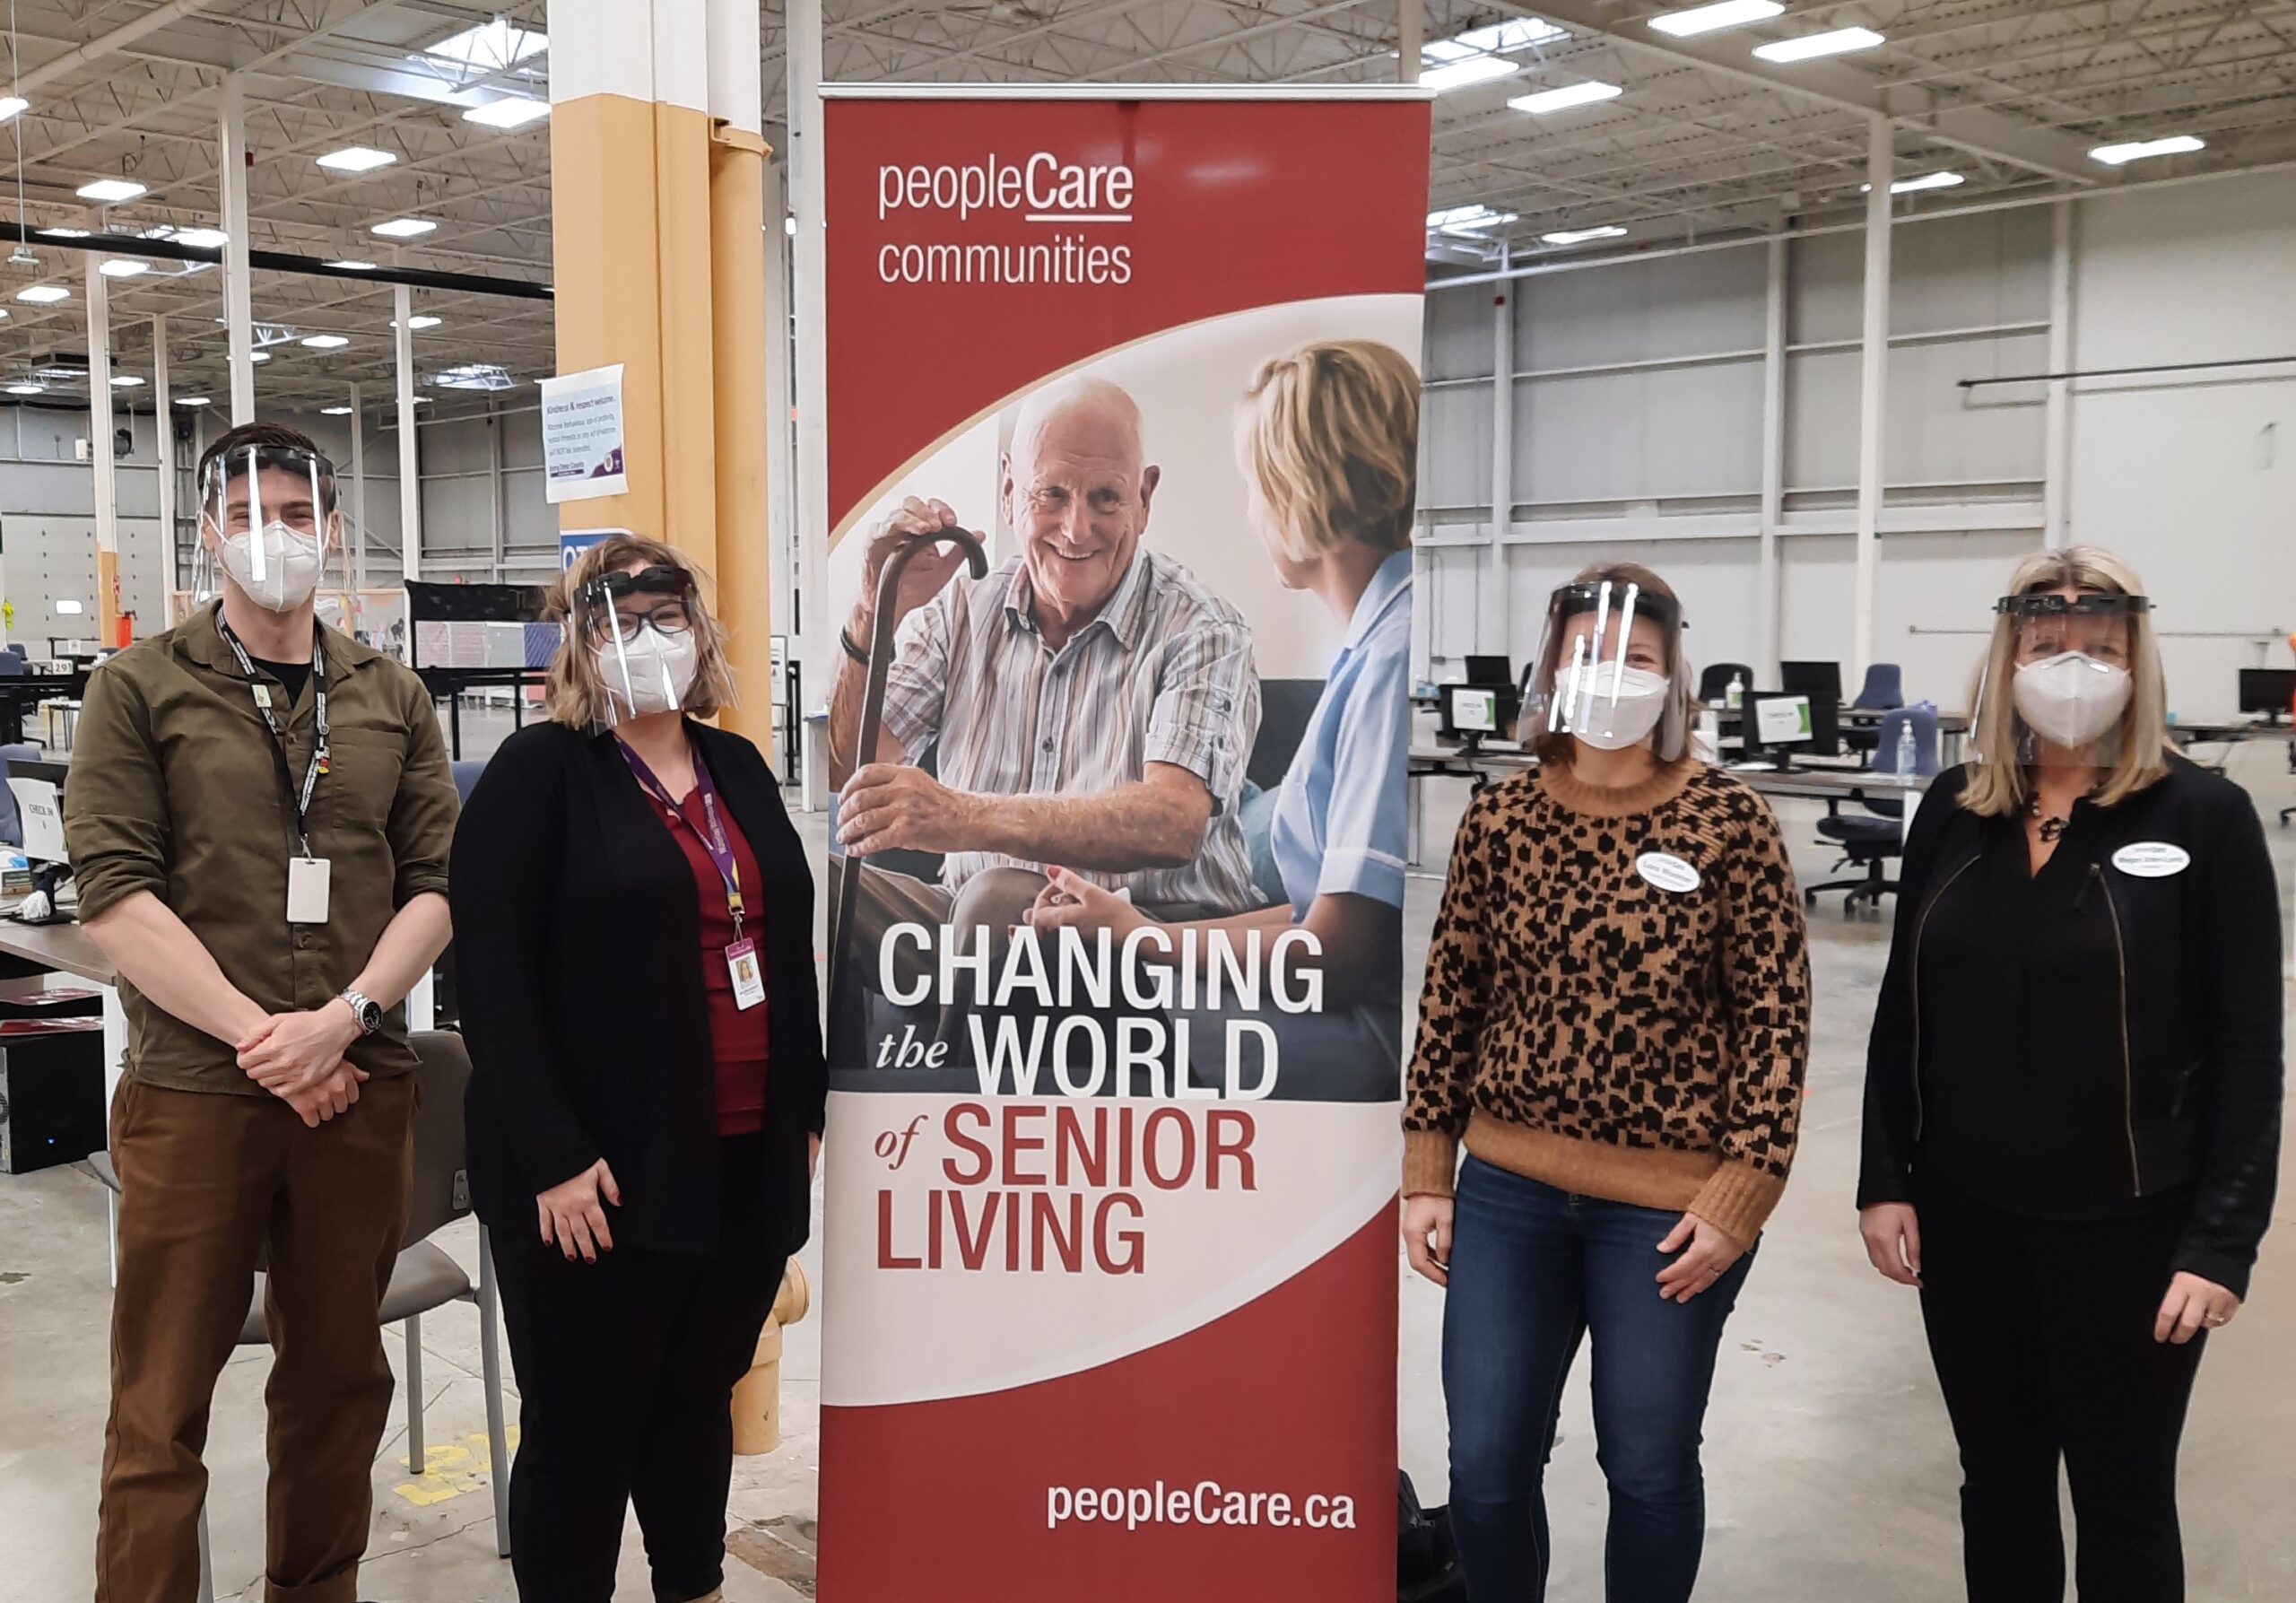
[617,740,746,937]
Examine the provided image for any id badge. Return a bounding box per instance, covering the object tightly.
[286,857,332,925]
[726,938,767,1012]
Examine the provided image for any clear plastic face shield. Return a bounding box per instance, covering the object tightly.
[575,563,703,724]
[196,446,339,614]
[1525,580,1690,758]
[1990,589,2147,764]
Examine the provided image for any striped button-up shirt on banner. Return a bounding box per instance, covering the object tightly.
[878,548,1263,914]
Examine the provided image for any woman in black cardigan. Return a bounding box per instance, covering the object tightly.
[452,534,824,1603]
[1857,546,2282,1603]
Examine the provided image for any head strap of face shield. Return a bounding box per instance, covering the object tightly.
[1549,580,1683,633]
[578,563,694,617]
[1994,591,2150,620]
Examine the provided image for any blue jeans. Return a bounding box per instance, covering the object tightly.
[1441,1156,1755,1602]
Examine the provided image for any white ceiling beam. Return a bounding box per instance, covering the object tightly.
[12,0,226,99]
[1522,0,2104,184]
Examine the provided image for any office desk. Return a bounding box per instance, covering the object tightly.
[1406,744,1933,868]
[0,672,91,745]
[415,667,546,761]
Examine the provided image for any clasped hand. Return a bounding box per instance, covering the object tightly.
[238,1001,366,1128]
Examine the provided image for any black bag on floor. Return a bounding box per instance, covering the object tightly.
[1397,1472,1466,1602]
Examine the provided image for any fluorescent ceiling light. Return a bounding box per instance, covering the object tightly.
[171,227,230,249]
[1753,26,1885,62]
[99,258,150,277]
[430,362,513,391]
[76,178,146,203]
[5,384,40,396]
[1427,203,1517,234]
[394,314,443,330]
[321,405,353,416]
[248,351,270,363]
[300,334,351,349]
[16,284,68,302]
[38,226,88,239]
[326,259,377,271]
[1455,18,1567,51]
[1420,54,1520,92]
[2090,135,2205,165]
[1865,170,1965,195]
[317,146,396,173]
[370,217,437,238]
[179,396,210,406]
[1544,225,1629,245]
[110,376,144,388]
[463,97,550,130]
[0,97,26,123]
[1510,80,1624,114]
[1650,0,1783,37]
[422,19,546,72]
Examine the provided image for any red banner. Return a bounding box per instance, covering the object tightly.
[818,87,1431,1602]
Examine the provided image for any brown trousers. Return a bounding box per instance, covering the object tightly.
[95,1076,416,1603]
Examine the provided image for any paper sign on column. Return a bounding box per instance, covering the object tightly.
[539,364,628,503]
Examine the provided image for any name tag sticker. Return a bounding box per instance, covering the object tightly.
[2111,841,2190,879]
[1636,852,1702,894]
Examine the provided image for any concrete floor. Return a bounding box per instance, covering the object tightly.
[2,721,2292,1600]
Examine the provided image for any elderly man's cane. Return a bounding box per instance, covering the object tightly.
[829,527,988,1047]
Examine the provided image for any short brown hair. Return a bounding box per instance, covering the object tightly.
[1236,339,1419,560]
[542,534,738,727]
[1527,562,1696,765]
[196,421,338,512]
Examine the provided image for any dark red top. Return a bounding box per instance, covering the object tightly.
[653,784,770,1136]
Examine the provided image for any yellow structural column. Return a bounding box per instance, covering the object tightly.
[547,0,719,579]
[706,0,774,748]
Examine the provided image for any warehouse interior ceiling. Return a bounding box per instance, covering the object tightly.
[0,0,2286,414]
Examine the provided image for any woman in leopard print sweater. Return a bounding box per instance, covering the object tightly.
[1403,563,1811,1603]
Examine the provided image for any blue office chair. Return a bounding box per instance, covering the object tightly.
[450,760,487,803]
[1805,706,1940,915]
[1851,662,1904,711]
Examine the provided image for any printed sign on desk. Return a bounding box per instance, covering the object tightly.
[814,85,1431,1603]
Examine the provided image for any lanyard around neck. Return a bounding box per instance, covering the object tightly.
[617,738,745,938]
[218,617,328,858]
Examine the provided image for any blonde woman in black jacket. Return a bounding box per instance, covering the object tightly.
[1857,545,2283,1603]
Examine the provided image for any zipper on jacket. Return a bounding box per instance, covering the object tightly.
[1907,851,1980,1146]
[2090,862,2144,1197]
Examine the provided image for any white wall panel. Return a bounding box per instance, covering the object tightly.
[1518,360,1764,505]
[2066,170,2296,718]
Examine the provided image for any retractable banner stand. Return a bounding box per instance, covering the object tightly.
[817,85,1431,1602]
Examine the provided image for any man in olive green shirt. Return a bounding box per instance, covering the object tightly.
[65,422,457,1603]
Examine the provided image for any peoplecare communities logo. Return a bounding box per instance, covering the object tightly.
[874,149,1135,285]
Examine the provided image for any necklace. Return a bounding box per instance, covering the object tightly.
[2026,788,2090,843]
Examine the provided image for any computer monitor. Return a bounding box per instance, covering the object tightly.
[2236,667,2296,723]
[1742,693,1813,771]
[1440,683,1512,743]
[7,757,68,864]
[1805,694,1842,759]
[1779,660,1843,703]
[1463,655,1512,687]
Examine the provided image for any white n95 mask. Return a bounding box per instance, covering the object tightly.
[596,625,699,717]
[221,521,326,613]
[1569,665,1671,751]
[2012,652,2132,749]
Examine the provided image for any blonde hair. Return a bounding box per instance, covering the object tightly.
[1236,339,1419,562]
[1528,562,1698,765]
[543,534,738,727]
[1962,544,2172,815]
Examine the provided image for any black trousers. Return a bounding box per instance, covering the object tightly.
[1916,1175,2206,1603]
[493,1134,788,1603]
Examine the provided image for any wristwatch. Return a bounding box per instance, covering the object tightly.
[339,989,384,1037]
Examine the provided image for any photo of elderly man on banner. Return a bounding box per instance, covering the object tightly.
[825,340,1416,1106]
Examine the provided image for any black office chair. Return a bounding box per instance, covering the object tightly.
[1698,662,1752,705]
[2282,738,2293,827]
[1805,707,1940,914]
